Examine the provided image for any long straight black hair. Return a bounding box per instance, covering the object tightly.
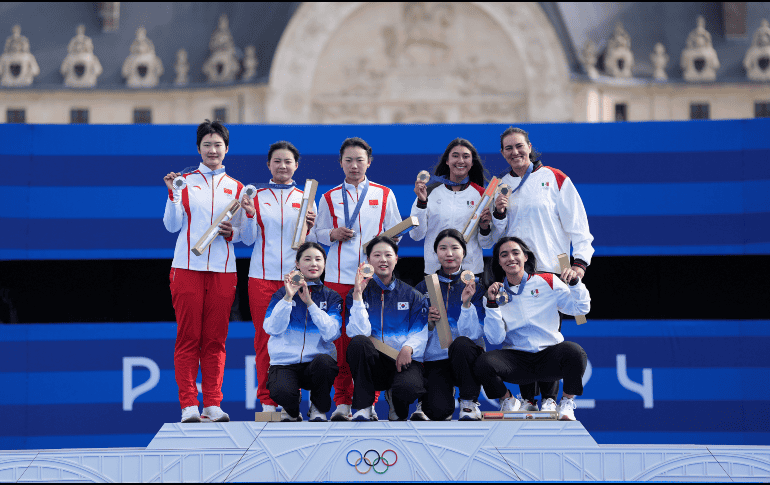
[295,241,327,283]
[483,236,537,287]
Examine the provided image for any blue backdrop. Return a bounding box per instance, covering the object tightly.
[2,320,768,450]
[1,120,769,450]
[2,120,769,260]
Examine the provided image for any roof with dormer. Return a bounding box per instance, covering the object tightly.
[0,2,769,89]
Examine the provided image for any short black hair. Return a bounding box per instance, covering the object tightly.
[365,235,398,259]
[197,119,229,148]
[268,140,300,163]
[339,137,373,162]
[483,236,537,287]
[433,228,467,257]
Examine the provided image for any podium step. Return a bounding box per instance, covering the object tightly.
[1,422,768,482]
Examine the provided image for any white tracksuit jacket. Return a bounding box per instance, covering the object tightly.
[314,177,402,285]
[491,164,594,273]
[484,273,590,353]
[163,164,246,273]
[239,182,318,281]
[409,182,496,275]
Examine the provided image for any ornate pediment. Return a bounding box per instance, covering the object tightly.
[744,19,770,81]
[0,25,39,87]
[681,16,720,82]
[61,25,102,88]
[122,27,164,88]
[203,14,239,84]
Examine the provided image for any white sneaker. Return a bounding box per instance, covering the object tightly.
[541,398,557,413]
[409,401,429,421]
[261,404,277,413]
[458,400,481,421]
[351,406,378,422]
[202,406,230,422]
[307,402,327,422]
[519,398,539,412]
[280,407,303,422]
[499,395,521,412]
[181,406,201,423]
[382,389,400,421]
[330,403,352,421]
[557,397,576,421]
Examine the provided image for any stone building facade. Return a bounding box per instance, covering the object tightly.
[1,2,770,125]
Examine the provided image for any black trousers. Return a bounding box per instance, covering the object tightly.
[474,341,587,399]
[518,311,563,402]
[266,354,339,418]
[421,336,484,421]
[346,335,425,419]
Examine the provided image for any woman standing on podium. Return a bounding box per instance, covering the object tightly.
[489,127,595,415]
[162,120,249,423]
[313,137,402,421]
[238,141,317,414]
[409,138,495,277]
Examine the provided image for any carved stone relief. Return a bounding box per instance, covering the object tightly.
[744,19,770,81]
[681,16,720,82]
[604,23,634,78]
[203,14,240,84]
[122,27,164,88]
[307,3,532,124]
[0,25,39,87]
[60,25,102,88]
[268,3,570,124]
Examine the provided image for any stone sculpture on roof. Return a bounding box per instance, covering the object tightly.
[242,45,258,81]
[744,19,770,82]
[651,42,669,81]
[580,40,599,79]
[203,14,240,84]
[604,23,634,78]
[174,49,189,86]
[0,25,40,87]
[122,27,164,88]
[60,25,102,88]
[680,16,720,82]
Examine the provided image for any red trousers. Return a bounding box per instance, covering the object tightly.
[248,278,284,407]
[170,268,237,409]
[325,281,378,406]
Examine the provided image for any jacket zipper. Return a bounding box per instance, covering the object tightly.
[380,291,385,342]
[206,174,214,270]
[299,305,308,363]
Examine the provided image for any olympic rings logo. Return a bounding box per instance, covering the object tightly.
[346,449,398,474]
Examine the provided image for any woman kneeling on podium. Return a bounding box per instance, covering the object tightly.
[474,237,590,421]
[263,242,342,422]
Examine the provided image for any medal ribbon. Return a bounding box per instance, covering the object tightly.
[503,273,529,298]
[425,174,470,187]
[342,179,370,230]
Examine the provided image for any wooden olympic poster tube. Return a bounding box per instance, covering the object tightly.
[362,216,419,252]
[424,274,453,349]
[461,177,500,243]
[291,179,318,250]
[369,336,400,360]
[191,199,240,256]
[557,253,587,325]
